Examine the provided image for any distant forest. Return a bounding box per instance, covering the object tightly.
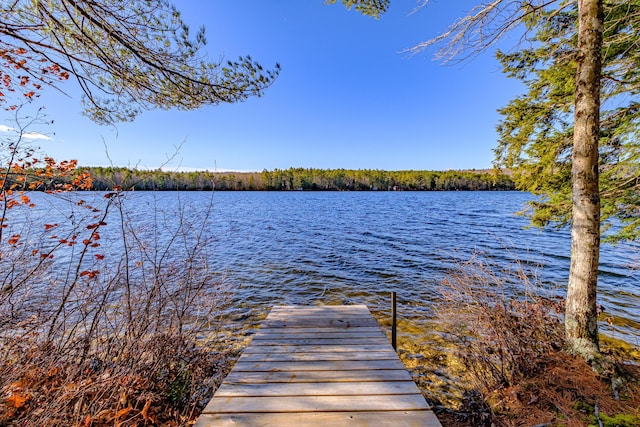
[82,167,515,191]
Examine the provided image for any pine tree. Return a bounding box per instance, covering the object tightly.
[1,0,280,125]
[495,1,640,243]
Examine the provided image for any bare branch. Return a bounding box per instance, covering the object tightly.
[0,0,280,124]
[407,0,573,62]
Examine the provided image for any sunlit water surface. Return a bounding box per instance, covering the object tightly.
[20,191,640,350]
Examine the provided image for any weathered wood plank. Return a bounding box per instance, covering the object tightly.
[203,394,430,413]
[253,330,386,340]
[268,311,371,320]
[243,344,392,354]
[214,380,422,397]
[268,305,370,312]
[261,317,379,328]
[239,351,397,362]
[254,326,384,336]
[232,359,407,372]
[194,411,442,427]
[249,337,390,346]
[222,369,414,384]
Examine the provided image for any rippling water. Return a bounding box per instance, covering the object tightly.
[176,190,638,344]
[19,191,640,345]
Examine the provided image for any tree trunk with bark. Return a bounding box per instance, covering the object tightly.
[565,0,604,360]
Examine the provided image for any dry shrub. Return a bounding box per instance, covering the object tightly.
[0,96,232,427]
[436,257,640,427]
[439,256,565,391]
[0,187,231,426]
[1,330,230,426]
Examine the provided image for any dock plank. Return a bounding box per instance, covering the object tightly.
[195,411,441,427]
[253,330,386,339]
[264,308,373,314]
[231,359,407,372]
[222,369,414,384]
[254,326,384,335]
[214,380,421,397]
[204,394,430,413]
[249,337,390,346]
[242,343,392,353]
[195,305,441,426]
[260,318,380,328]
[238,351,397,362]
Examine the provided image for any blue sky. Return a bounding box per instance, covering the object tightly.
[5,1,526,172]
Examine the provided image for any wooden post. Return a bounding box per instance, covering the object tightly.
[391,291,397,351]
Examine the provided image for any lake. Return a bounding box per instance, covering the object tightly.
[17,190,640,346]
[125,191,639,344]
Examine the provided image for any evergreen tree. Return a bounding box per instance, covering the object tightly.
[325,0,390,18]
[493,0,639,358]
[1,0,280,124]
[495,1,640,243]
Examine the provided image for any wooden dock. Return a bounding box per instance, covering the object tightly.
[194,305,442,426]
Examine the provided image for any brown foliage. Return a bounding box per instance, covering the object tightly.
[1,112,232,426]
[435,257,640,426]
[0,44,69,110]
[438,257,565,390]
[482,352,640,427]
[0,332,232,426]
[0,183,231,425]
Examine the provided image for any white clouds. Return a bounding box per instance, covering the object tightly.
[0,124,51,140]
[22,131,52,140]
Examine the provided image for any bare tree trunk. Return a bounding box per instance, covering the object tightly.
[565,0,603,359]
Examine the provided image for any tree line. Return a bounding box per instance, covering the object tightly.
[81,166,515,191]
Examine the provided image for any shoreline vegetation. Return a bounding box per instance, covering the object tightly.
[406,259,640,427]
[79,167,516,192]
[0,187,234,426]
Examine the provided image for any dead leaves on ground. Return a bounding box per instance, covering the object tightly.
[1,365,196,426]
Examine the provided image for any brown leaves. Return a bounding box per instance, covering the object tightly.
[80,270,100,279]
[2,381,32,419]
[5,392,29,409]
[115,406,131,420]
[58,238,77,246]
[0,279,222,425]
[5,198,18,209]
[0,59,44,106]
[90,406,137,426]
[1,148,101,251]
[0,46,70,108]
[73,172,93,190]
[140,399,152,421]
